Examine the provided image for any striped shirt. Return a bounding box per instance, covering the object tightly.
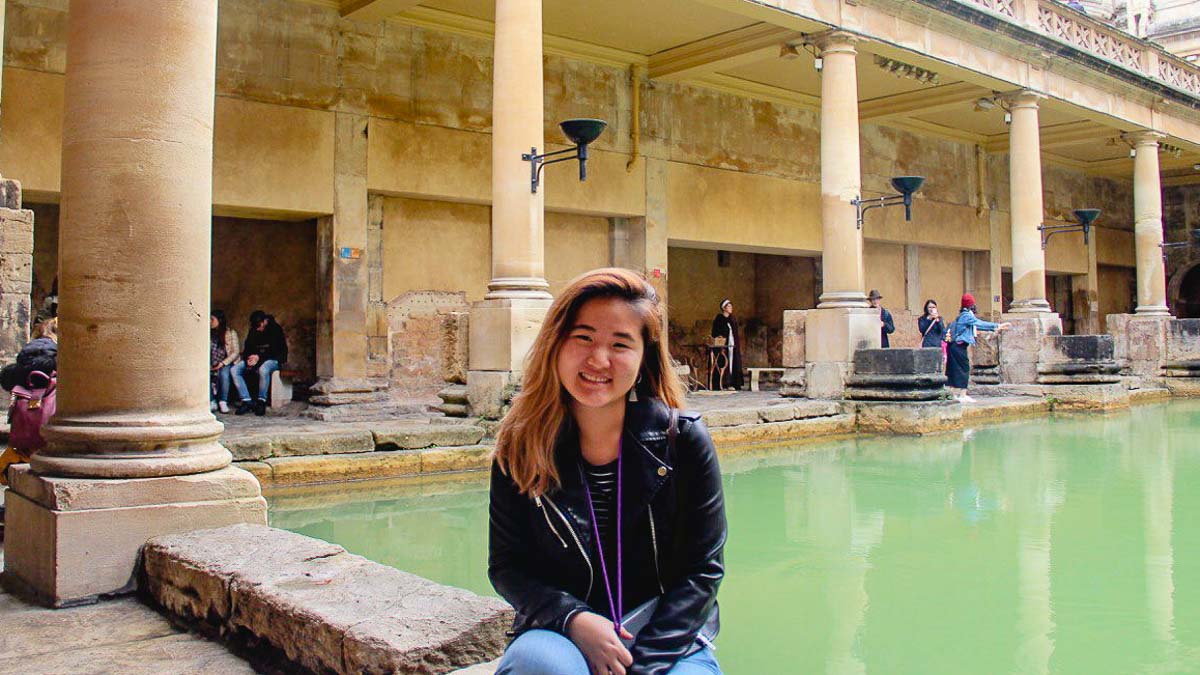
[582,459,619,539]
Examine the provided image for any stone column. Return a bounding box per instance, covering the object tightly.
[997,91,1061,384]
[308,113,388,420]
[1130,131,1170,316]
[4,0,265,606]
[467,0,553,417]
[1004,91,1051,314]
[804,31,879,399]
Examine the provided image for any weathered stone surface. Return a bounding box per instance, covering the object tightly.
[1039,334,1115,364]
[420,445,493,473]
[263,450,422,485]
[223,436,272,461]
[1164,378,1200,397]
[142,525,512,675]
[467,370,520,420]
[846,348,946,401]
[792,400,843,418]
[1166,319,1200,362]
[853,400,962,435]
[699,408,763,428]
[272,429,375,457]
[781,310,807,368]
[374,424,485,450]
[960,397,1049,422]
[779,368,806,397]
[443,311,471,385]
[709,414,856,449]
[971,332,1000,367]
[14,633,256,675]
[758,405,796,423]
[1129,387,1171,403]
[1044,382,1130,411]
[999,314,1062,384]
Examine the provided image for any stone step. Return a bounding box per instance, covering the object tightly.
[438,384,470,417]
[143,525,511,675]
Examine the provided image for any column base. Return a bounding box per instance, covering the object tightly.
[1135,305,1172,317]
[33,412,230,479]
[999,312,1062,384]
[467,370,522,420]
[485,277,552,300]
[1007,298,1054,313]
[2,465,266,607]
[1106,313,1172,378]
[803,306,881,399]
[817,290,869,309]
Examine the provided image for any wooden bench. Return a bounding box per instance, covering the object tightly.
[270,369,301,408]
[747,367,786,392]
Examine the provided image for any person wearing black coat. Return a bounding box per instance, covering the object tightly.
[869,289,896,348]
[229,309,288,416]
[710,300,744,390]
[917,299,946,349]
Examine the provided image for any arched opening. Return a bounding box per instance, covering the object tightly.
[1172,263,1200,319]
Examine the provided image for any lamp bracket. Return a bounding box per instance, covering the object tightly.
[522,146,580,193]
[851,193,908,229]
[1037,222,1090,249]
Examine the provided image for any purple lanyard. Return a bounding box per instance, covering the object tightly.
[581,438,624,633]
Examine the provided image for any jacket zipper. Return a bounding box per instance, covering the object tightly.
[534,496,568,549]
[647,503,665,594]
[542,494,594,598]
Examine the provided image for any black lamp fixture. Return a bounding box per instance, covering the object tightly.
[522,118,607,194]
[852,176,925,229]
[1039,208,1100,249]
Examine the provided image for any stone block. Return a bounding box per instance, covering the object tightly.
[781,310,807,368]
[1106,313,1132,362]
[759,405,796,423]
[779,368,806,397]
[374,424,485,450]
[853,400,962,435]
[443,311,471,385]
[1039,335,1115,364]
[852,348,944,375]
[142,525,512,674]
[792,401,843,419]
[467,370,521,420]
[1044,382,1130,411]
[263,450,422,486]
[468,298,551,372]
[3,467,266,606]
[272,430,375,457]
[971,332,1000,367]
[1166,319,1200,362]
[1165,378,1200,397]
[420,445,494,474]
[846,348,947,401]
[700,408,762,428]
[1000,361,1039,385]
[804,307,880,364]
[707,414,855,448]
[998,315,1062,381]
[805,362,849,400]
[1125,316,1169,363]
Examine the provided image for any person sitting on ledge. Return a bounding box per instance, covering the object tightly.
[230,310,287,416]
[489,268,726,675]
[946,293,1010,404]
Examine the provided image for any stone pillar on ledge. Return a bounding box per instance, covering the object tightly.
[2,0,266,607]
[997,90,1061,384]
[467,0,553,418]
[804,31,880,399]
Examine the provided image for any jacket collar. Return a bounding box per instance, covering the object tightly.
[551,397,675,533]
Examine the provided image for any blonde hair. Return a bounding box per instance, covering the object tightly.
[495,268,684,497]
[33,317,58,343]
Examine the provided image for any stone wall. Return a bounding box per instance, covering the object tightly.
[386,290,470,399]
[0,179,33,363]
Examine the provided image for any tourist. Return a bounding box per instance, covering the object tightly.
[31,316,58,343]
[869,289,896,347]
[209,310,240,414]
[490,268,725,675]
[710,299,743,390]
[230,310,287,416]
[0,333,58,487]
[918,299,946,351]
[946,293,1010,403]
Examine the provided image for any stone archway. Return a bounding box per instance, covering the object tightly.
[1168,261,1200,318]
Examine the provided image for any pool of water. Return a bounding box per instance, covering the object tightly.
[269,401,1200,674]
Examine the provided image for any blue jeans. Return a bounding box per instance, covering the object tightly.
[230,359,279,402]
[210,365,232,404]
[496,630,721,675]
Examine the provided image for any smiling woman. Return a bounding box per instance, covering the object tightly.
[489,268,728,675]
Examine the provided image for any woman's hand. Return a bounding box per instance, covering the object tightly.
[567,612,634,675]
[998,322,1012,331]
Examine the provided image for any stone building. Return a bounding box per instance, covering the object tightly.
[1,0,1200,602]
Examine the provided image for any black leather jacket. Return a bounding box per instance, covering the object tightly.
[488,397,727,675]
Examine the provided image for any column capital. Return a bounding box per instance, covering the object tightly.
[809,30,864,55]
[1122,130,1166,147]
[997,89,1045,109]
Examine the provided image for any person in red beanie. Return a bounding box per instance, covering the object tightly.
[945,293,1010,403]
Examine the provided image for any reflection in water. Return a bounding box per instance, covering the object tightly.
[270,401,1200,675]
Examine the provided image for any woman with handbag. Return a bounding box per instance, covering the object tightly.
[490,268,726,675]
[946,293,1010,403]
[917,299,947,363]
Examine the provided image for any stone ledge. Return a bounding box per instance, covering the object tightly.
[374,424,485,450]
[708,414,856,450]
[8,465,262,511]
[142,524,511,675]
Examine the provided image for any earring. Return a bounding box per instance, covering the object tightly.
[628,373,643,402]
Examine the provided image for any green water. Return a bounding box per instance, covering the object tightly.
[270,401,1200,674]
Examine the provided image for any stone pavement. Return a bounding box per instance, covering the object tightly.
[0,551,254,675]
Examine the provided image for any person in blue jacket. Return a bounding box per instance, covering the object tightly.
[946,293,1010,403]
